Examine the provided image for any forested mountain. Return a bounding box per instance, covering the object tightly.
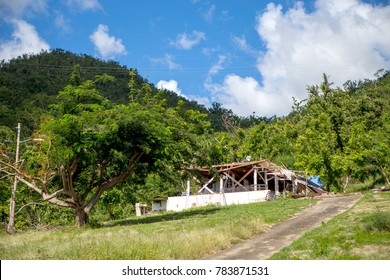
[0,50,389,229]
[0,49,263,135]
[0,49,213,135]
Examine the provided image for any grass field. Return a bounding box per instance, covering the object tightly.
[0,198,316,260]
[269,191,390,259]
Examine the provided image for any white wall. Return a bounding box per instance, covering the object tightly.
[165,190,268,212]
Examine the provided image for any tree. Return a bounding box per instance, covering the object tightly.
[343,73,390,187]
[241,118,297,167]
[0,75,199,227]
[0,126,15,226]
[293,72,390,191]
[293,75,349,191]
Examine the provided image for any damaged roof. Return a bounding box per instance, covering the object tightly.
[187,159,325,194]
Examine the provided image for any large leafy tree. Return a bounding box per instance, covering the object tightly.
[0,73,199,227]
[241,118,297,167]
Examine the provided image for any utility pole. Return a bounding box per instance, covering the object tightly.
[7,123,20,234]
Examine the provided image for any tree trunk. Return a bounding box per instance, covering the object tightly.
[342,175,349,193]
[75,208,88,227]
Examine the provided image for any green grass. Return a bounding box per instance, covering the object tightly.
[345,180,376,193]
[269,192,390,260]
[0,198,316,260]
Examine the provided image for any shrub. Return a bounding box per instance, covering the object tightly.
[364,211,390,232]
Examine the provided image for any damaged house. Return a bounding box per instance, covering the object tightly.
[152,159,326,213]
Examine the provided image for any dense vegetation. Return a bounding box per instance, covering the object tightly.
[0,50,389,230]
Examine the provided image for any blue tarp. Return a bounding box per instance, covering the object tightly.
[309,176,323,187]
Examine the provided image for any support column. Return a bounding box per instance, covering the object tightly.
[232,173,235,192]
[185,179,191,209]
[186,179,191,195]
[305,171,308,197]
[253,168,258,191]
[293,178,297,193]
[220,176,224,194]
[275,175,279,195]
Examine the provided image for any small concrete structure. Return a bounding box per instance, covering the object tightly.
[151,196,168,213]
[135,203,148,216]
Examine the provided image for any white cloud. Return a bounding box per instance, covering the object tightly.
[164,54,181,70]
[209,55,227,76]
[203,46,220,56]
[204,55,230,95]
[232,35,257,56]
[170,30,206,50]
[208,0,390,117]
[156,80,183,96]
[202,5,216,23]
[257,0,390,113]
[208,75,287,117]
[157,79,210,105]
[0,19,50,61]
[0,0,47,17]
[66,0,102,11]
[205,55,228,93]
[90,24,127,58]
[148,54,181,70]
[54,12,71,33]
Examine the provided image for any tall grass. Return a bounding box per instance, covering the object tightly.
[364,211,390,232]
[0,198,316,259]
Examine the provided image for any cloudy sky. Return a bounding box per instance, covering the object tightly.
[1,0,390,117]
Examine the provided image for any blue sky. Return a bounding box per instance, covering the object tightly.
[1,0,390,117]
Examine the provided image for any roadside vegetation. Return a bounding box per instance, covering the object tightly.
[269,191,390,260]
[0,198,316,259]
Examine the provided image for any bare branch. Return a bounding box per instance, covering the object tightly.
[15,202,45,216]
[15,176,74,208]
[0,159,18,173]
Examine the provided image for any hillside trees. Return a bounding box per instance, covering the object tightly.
[342,73,390,187]
[0,50,211,135]
[294,73,390,191]
[233,73,389,192]
[0,72,205,227]
[293,75,348,191]
[241,118,297,167]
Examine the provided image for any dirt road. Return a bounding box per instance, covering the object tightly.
[205,194,361,260]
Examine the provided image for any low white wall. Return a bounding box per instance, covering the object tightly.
[165,190,268,212]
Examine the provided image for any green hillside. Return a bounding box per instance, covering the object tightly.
[0,49,212,135]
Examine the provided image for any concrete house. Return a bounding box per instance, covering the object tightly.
[152,160,325,213]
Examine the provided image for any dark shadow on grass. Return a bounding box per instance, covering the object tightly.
[96,207,222,228]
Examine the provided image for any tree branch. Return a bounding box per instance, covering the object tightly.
[15,202,45,216]
[16,176,73,208]
[60,160,80,203]
[84,151,143,213]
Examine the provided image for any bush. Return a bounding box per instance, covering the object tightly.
[364,211,390,232]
